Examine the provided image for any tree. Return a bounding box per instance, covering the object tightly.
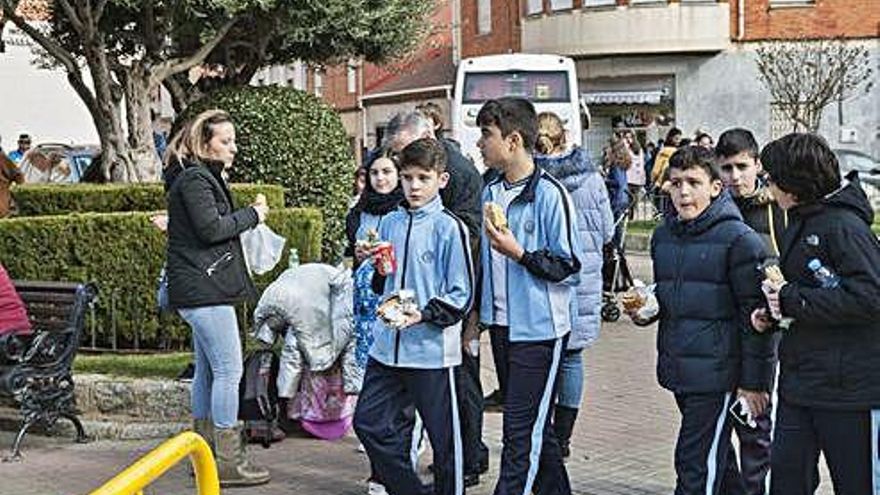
[755,37,874,133]
[1,0,435,182]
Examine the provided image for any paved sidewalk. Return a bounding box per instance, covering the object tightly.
[1,253,833,495]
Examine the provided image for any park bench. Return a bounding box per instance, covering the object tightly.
[0,280,97,461]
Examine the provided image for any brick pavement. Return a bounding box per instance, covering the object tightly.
[1,253,834,495]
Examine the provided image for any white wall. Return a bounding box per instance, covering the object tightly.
[0,23,98,148]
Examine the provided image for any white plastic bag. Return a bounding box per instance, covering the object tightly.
[240,224,286,275]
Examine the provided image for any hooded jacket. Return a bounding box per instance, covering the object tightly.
[651,191,775,394]
[535,146,614,349]
[777,172,880,410]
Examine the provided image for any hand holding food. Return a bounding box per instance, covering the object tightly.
[377,290,418,329]
[484,202,508,231]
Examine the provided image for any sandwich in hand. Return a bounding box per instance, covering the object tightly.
[484,202,508,231]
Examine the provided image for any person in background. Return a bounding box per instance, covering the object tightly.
[715,127,787,495]
[0,153,24,218]
[164,109,270,487]
[753,133,880,495]
[650,127,683,216]
[534,111,614,460]
[621,130,646,219]
[695,132,714,150]
[7,134,31,164]
[604,133,631,250]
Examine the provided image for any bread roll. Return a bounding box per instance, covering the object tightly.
[485,202,508,230]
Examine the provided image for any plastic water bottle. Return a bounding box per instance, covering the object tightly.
[288,248,299,269]
[807,258,839,289]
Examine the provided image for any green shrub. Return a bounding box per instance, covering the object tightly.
[0,208,322,349]
[181,86,355,261]
[11,183,286,216]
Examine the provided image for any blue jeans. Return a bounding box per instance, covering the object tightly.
[556,349,583,409]
[178,305,243,429]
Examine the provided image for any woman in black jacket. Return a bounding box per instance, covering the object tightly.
[754,133,880,494]
[164,109,270,487]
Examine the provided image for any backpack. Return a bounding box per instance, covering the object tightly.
[238,348,284,448]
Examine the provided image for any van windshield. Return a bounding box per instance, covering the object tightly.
[462,71,570,104]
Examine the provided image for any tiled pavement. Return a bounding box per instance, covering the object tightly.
[1,253,833,495]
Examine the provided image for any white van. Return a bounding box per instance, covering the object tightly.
[452,53,590,171]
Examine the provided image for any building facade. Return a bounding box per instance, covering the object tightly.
[461,0,880,160]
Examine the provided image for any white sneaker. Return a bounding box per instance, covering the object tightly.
[368,481,388,495]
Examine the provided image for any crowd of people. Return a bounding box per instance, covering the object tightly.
[2,94,876,495]
[157,99,878,495]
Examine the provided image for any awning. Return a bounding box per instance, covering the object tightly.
[582,90,666,105]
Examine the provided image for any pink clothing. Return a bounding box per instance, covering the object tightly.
[287,365,357,441]
[626,151,646,187]
[0,265,31,336]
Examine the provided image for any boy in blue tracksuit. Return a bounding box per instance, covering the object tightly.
[354,137,474,495]
[477,97,580,495]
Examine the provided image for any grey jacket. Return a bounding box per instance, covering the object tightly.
[536,146,614,349]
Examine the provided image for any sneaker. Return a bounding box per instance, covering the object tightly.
[483,389,504,412]
[368,481,388,495]
[176,363,195,382]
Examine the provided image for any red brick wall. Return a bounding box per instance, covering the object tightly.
[737,0,880,41]
[461,0,522,58]
[320,64,359,112]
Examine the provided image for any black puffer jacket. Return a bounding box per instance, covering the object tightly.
[165,160,259,309]
[777,172,880,410]
[652,191,775,394]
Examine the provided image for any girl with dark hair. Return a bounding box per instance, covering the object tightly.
[753,133,880,494]
[345,150,404,495]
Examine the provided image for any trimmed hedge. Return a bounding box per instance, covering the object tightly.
[181,86,355,261]
[11,183,286,216]
[0,208,323,349]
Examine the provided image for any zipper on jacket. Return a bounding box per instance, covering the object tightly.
[206,252,233,277]
[394,213,414,364]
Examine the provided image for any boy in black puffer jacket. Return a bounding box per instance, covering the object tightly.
[627,146,775,495]
[754,133,880,495]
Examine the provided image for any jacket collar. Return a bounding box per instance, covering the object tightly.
[518,166,542,203]
[404,193,444,219]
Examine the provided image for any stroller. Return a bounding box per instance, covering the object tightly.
[601,191,637,322]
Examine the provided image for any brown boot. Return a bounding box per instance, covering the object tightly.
[215,424,271,487]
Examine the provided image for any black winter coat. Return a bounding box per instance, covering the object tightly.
[652,191,775,394]
[777,173,880,410]
[165,160,259,309]
[439,139,482,237]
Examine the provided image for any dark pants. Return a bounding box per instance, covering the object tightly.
[455,338,488,475]
[733,403,773,495]
[355,359,463,495]
[770,399,874,495]
[494,335,570,495]
[673,392,744,495]
[488,325,509,400]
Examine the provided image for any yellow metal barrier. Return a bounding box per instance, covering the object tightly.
[88,431,219,495]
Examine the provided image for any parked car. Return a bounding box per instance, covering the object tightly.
[17,143,101,184]
[834,148,880,211]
